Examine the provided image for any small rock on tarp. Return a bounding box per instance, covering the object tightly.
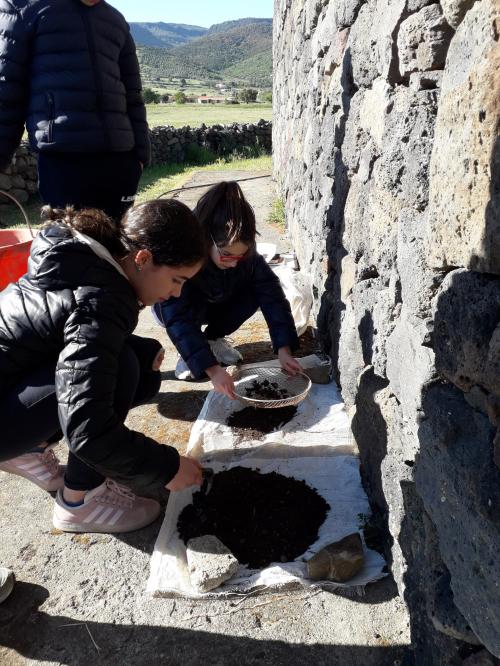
[306,532,365,582]
[186,535,239,593]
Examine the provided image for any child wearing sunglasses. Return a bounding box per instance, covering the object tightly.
[153,181,302,399]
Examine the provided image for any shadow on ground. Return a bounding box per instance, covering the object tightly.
[0,582,411,666]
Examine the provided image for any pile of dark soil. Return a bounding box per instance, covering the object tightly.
[226,405,297,440]
[177,466,330,568]
[244,379,290,400]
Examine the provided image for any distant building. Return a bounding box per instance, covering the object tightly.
[197,95,226,105]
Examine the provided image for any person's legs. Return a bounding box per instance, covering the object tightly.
[0,365,66,491]
[204,293,259,340]
[203,294,259,365]
[38,151,143,223]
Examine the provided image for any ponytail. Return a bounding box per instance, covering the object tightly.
[41,206,126,257]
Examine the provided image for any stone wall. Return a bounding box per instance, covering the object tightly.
[0,144,38,205]
[274,0,499,662]
[150,120,272,165]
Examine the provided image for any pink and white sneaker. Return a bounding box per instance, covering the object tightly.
[0,446,65,492]
[53,479,161,534]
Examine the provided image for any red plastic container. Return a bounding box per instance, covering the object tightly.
[0,228,33,290]
[0,190,34,291]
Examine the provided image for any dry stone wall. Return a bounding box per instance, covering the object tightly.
[274,0,499,661]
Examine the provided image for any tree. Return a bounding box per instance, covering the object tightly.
[261,91,273,103]
[160,93,170,104]
[239,88,258,103]
[143,87,160,104]
[174,91,187,105]
[180,78,187,87]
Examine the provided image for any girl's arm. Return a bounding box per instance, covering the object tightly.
[157,285,218,378]
[252,255,300,354]
[57,295,180,493]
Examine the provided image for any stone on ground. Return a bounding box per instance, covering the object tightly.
[187,535,239,593]
[306,533,365,582]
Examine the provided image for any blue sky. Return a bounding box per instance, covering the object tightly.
[107,0,273,27]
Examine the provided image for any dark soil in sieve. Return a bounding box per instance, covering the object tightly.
[244,379,290,400]
[226,405,297,440]
[177,466,330,568]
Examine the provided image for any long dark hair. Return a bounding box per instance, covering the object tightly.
[194,181,257,247]
[42,199,205,267]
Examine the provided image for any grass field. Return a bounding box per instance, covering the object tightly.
[146,103,272,128]
[0,154,272,228]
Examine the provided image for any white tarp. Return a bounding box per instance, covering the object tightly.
[147,356,387,598]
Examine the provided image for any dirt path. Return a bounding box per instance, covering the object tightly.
[0,171,411,665]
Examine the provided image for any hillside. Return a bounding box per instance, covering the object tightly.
[137,46,219,82]
[206,18,272,35]
[129,22,206,48]
[223,51,273,87]
[169,20,272,72]
[133,18,272,87]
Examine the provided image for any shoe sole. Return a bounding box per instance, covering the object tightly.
[0,572,15,604]
[52,506,161,534]
[0,466,66,492]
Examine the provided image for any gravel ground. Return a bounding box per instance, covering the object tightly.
[0,171,411,665]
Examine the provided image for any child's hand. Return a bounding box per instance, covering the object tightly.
[166,455,203,491]
[206,365,237,400]
[278,346,302,376]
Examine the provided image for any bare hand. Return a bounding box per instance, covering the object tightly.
[166,455,203,492]
[278,346,302,376]
[152,347,165,371]
[206,365,237,400]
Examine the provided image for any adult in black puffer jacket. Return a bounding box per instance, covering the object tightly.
[0,200,205,534]
[0,0,150,221]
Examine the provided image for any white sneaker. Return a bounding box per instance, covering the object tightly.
[0,568,15,604]
[53,479,161,534]
[175,357,194,380]
[208,338,243,365]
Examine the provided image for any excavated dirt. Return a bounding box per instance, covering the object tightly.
[177,466,330,568]
[226,405,297,440]
[243,379,291,400]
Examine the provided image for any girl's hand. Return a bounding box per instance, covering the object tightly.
[278,346,302,376]
[166,455,203,492]
[152,347,165,371]
[206,365,237,400]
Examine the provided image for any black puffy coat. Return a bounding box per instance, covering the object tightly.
[0,224,179,491]
[156,253,299,378]
[0,0,150,171]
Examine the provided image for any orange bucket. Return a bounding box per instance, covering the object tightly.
[0,191,35,291]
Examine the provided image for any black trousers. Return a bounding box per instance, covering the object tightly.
[0,336,161,491]
[38,150,143,223]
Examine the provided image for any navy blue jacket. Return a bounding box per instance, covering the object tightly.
[0,0,150,171]
[156,253,299,378]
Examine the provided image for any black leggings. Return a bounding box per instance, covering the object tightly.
[0,336,161,491]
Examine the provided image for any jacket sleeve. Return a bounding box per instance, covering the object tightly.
[118,28,151,167]
[252,255,300,352]
[157,286,217,379]
[56,292,179,492]
[0,1,33,171]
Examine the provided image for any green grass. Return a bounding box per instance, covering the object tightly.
[0,154,272,227]
[146,102,272,128]
[137,153,272,202]
[267,198,285,230]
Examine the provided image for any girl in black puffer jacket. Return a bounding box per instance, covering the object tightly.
[0,200,205,534]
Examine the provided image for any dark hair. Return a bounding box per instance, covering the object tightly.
[41,199,205,267]
[194,181,257,247]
